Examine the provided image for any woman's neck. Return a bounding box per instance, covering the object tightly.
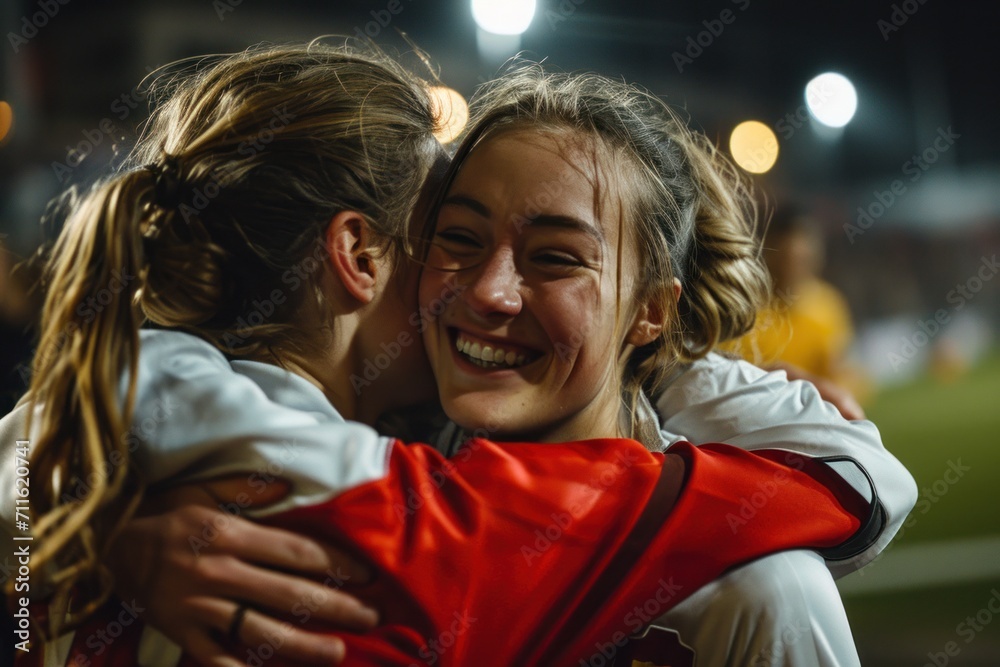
[489,387,627,445]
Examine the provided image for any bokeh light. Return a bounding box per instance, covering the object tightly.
[805,72,858,128]
[0,101,13,144]
[428,86,469,144]
[729,120,779,174]
[471,0,536,35]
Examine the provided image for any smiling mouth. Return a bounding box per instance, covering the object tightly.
[453,330,538,370]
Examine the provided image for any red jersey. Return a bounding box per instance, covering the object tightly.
[41,438,868,667]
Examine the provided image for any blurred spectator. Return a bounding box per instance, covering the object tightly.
[726,207,868,415]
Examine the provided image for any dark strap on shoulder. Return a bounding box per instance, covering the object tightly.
[532,452,685,664]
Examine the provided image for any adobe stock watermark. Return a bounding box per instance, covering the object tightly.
[290,567,353,625]
[749,617,811,667]
[175,106,296,228]
[78,599,146,657]
[8,0,71,54]
[214,0,243,21]
[858,458,970,575]
[353,162,589,386]
[349,282,467,395]
[49,396,179,509]
[521,447,641,566]
[16,265,138,385]
[725,452,807,534]
[922,587,1000,667]
[578,578,685,667]
[877,0,931,41]
[239,565,354,667]
[349,0,415,40]
[844,125,960,244]
[773,78,834,142]
[221,233,326,353]
[51,71,157,183]
[165,104,295,222]
[408,611,477,667]
[544,0,586,31]
[887,255,996,371]
[672,0,752,74]
[189,439,303,555]
[387,416,513,521]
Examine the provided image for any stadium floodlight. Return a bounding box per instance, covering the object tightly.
[472,0,536,35]
[805,72,858,128]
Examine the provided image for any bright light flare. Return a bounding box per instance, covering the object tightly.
[805,72,857,128]
[472,0,536,35]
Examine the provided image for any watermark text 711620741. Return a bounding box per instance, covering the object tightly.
[11,439,33,653]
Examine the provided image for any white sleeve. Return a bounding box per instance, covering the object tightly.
[654,353,917,577]
[657,550,862,666]
[0,399,31,533]
[0,330,395,531]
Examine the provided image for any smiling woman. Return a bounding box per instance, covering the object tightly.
[407,63,908,665]
[422,128,656,443]
[418,65,769,449]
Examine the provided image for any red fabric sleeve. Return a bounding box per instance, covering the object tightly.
[269,438,866,666]
[48,438,866,666]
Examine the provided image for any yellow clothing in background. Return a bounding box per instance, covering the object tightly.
[725,279,853,380]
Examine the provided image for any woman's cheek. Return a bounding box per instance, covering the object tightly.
[542,288,602,363]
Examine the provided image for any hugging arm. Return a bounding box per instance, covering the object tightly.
[0,400,378,667]
[0,335,871,665]
[107,484,379,667]
[65,437,870,666]
[654,352,917,576]
[252,440,873,665]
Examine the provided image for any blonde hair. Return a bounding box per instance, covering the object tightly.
[425,64,769,445]
[19,41,439,634]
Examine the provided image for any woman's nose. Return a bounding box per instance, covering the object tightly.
[462,246,522,318]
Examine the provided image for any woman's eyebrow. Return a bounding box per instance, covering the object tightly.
[441,194,490,217]
[441,194,603,242]
[528,215,604,242]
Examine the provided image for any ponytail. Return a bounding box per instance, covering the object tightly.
[26,170,154,634]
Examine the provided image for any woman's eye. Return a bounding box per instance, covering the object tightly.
[427,228,485,270]
[535,252,582,267]
[435,230,480,247]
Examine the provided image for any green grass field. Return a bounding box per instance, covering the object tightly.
[840,351,1000,666]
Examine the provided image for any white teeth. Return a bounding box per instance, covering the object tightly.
[454,333,533,369]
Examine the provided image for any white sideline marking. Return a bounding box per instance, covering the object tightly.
[838,535,1000,595]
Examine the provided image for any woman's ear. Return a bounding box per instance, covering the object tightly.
[626,279,680,347]
[325,211,378,305]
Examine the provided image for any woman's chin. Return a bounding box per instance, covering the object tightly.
[444,399,513,440]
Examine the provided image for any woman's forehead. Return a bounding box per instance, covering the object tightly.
[457,126,628,217]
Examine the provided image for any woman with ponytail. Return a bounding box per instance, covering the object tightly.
[18,42,446,639]
[0,48,907,667]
